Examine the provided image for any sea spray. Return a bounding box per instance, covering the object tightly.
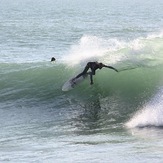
[61,35,127,66]
[61,32,163,71]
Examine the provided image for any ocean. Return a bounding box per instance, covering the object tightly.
[1,0,163,162]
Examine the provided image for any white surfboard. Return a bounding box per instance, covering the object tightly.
[62,74,88,91]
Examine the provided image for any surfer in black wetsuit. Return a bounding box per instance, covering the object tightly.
[51,57,56,62]
[72,62,118,85]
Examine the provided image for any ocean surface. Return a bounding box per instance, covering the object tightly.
[1,0,163,162]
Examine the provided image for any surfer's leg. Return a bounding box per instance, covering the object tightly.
[75,72,84,79]
[75,64,89,79]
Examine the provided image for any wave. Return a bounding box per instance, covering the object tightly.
[1,32,163,126]
[126,88,163,128]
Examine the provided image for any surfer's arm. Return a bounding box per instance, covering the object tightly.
[103,64,118,72]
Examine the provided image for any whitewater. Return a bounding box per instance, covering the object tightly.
[1,0,163,162]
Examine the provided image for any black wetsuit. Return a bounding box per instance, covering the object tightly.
[74,62,118,85]
[75,62,100,78]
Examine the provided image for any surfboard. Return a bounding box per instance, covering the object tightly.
[62,74,88,91]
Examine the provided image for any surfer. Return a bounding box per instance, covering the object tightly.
[72,62,118,85]
[51,57,56,62]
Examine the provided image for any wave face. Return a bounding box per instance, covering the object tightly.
[1,32,163,127]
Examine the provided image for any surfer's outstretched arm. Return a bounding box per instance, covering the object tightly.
[103,64,118,72]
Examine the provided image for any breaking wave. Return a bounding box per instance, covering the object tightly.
[1,32,163,126]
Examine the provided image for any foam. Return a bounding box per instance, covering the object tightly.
[126,88,163,128]
[62,32,163,70]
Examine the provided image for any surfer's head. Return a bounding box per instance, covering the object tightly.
[99,63,103,69]
[51,57,56,62]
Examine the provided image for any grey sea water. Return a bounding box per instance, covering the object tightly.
[1,0,163,162]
